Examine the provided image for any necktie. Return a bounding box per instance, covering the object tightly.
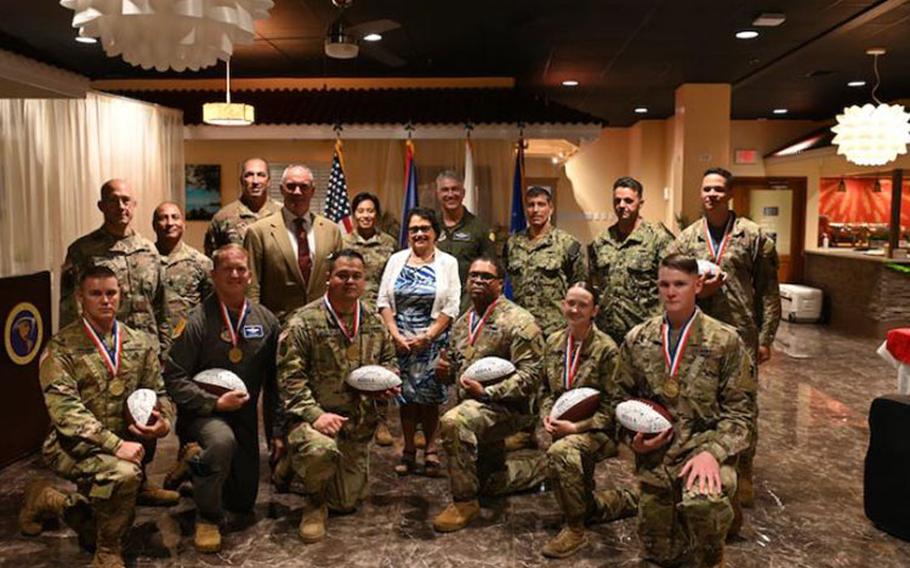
[295,217,311,286]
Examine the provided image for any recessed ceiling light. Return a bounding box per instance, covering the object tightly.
[735,30,759,39]
[75,36,97,44]
[773,108,789,115]
[363,33,382,42]
[847,80,866,87]
[634,107,648,114]
[561,80,579,87]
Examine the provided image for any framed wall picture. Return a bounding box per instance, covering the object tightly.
[185,164,221,220]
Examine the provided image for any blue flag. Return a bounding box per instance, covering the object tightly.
[504,140,525,299]
[399,140,418,248]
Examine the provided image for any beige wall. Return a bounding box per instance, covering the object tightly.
[730,119,826,178]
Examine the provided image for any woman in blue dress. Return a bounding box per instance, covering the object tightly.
[378,208,461,476]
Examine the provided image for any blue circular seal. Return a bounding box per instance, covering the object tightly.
[5,302,43,366]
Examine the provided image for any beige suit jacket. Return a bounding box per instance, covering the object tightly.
[244,210,342,321]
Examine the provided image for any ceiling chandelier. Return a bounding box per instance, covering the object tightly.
[203,59,254,126]
[59,0,273,72]
[831,48,910,167]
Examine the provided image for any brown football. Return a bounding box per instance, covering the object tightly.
[550,387,602,423]
[124,388,158,427]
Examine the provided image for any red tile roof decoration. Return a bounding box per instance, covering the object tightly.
[105,87,605,126]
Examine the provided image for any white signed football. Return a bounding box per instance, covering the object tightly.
[346,365,401,392]
[193,368,248,396]
[549,387,601,423]
[615,399,673,434]
[125,388,157,426]
[697,259,721,277]
[464,357,515,384]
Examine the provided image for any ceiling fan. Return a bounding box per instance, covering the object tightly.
[323,0,405,67]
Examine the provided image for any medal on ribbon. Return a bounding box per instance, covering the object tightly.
[220,300,249,363]
[661,309,698,398]
[564,333,583,390]
[468,299,498,346]
[82,318,121,379]
[323,295,361,360]
[702,214,735,264]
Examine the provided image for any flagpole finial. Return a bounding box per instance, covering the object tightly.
[464,122,474,138]
[333,122,343,139]
[517,121,526,141]
[404,121,415,140]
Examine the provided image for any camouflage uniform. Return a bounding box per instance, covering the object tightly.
[587,221,674,345]
[437,209,498,312]
[612,310,755,567]
[342,230,397,312]
[40,320,175,559]
[278,299,397,511]
[438,297,547,501]
[504,226,586,337]
[60,228,173,351]
[203,198,282,257]
[159,241,213,329]
[541,327,636,525]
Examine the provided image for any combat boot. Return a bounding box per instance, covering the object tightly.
[92,506,130,568]
[19,480,67,535]
[163,442,201,490]
[136,480,180,507]
[503,431,534,452]
[541,524,587,559]
[194,521,222,553]
[432,500,480,532]
[91,548,125,568]
[414,430,427,449]
[374,422,394,447]
[298,499,328,543]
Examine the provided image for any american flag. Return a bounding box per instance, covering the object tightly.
[324,139,353,234]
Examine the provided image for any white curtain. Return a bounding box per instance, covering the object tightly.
[0,91,184,323]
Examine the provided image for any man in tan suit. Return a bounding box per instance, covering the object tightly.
[244,164,343,322]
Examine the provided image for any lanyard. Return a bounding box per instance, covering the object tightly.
[468,299,498,346]
[703,214,735,264]
[219,299,249,350]
[82,318,121,378]
[564,333,583,389]
[661,309,698,378]
[322,295,361,344]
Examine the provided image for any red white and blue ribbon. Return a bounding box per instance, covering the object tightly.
[219,299,249,350]
[82,318,121,378]
[702,214,735,264]
[662,309,698,378]
[564,333,583,390]
[468,299,498,346]
[323,294,361,344]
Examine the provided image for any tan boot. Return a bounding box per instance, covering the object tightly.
[504,431,533,452]
[136,481,180,507]
[91,548,126,568]
[432,500,480,533]
[298,500,328,543]
[271,453,293,493]
[541,524,587,559]
[194,521,222,553]
[19,480,67,535]
[374,422,394,447]
[414,430,427,449]
[163,442,201,490]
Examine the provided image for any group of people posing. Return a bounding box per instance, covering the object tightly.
[19,157,780,568]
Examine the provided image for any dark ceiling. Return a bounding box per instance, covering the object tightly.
[1,0,910,126]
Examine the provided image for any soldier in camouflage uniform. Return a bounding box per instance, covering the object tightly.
[504,186,586,337]
[539,282,637,558]
[60,179,173,351]
[153,202,213,329]
[21,266,175,568]
[667,167,781,509]
[277,249,399,543]
[435,170,498,312]
[432,257,547,533]
[612,254,755,567]
[588,177,674,345]
[203,157,282,257]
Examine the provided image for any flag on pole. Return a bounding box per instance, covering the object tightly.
[463,137,477,213]
[399,139,419,248]
[504,138,526,299]
[324,139,353,234]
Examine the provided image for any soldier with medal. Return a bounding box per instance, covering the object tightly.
[432,256,547,533]
[163,244,282,554]
[276,249,399,543]
[612,254,755,568]
[537,282,637,558]
[20,266,175,568]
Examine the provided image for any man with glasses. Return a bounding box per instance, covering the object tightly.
[432,256,546,533]
[204,157,282,257]
[60,178,174,353]
[244,164,343,323]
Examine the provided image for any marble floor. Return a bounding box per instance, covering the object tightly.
[2,322,910,567]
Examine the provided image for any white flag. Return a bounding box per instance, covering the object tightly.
[464,138,477,213]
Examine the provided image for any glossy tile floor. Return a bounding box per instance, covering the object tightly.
[2,322,910,567]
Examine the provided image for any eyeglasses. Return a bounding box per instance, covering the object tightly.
[468,271,500,282]
[408,225,433,235]
[284,182,314,191]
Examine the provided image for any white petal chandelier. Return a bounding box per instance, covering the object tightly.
[832,48,910,167]
[60,0,274,72]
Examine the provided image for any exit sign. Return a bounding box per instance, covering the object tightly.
[734,149,758,164]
